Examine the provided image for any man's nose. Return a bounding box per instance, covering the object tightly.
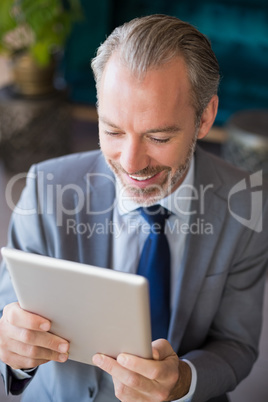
[120,137,150,174]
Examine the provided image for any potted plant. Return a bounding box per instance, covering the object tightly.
[0,0,82,96]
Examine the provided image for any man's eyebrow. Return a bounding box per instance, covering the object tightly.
[99,116,181,134]
[144,125,181,134]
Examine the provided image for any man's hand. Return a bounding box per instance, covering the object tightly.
[0,302,69,370]
[92,339,191,401]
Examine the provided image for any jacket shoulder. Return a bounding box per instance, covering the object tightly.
[31,150,110,185]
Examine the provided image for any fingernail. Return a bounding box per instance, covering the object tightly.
[92,354,103,367]
[117,354,126,366]
[39,322,50,331]
[59,353,68,362]
[58,343,69,353]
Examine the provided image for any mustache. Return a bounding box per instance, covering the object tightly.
[110,162,171,176]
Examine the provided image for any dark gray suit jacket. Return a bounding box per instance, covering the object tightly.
[0,147,267,402]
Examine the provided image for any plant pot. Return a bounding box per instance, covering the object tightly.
[12,52,55,97]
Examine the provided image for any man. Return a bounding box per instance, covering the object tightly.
[0,14,267,402]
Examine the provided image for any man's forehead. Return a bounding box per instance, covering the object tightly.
[99,54,193,120]
[101,52,189,86]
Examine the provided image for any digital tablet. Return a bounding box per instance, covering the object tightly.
[1,247,152,365]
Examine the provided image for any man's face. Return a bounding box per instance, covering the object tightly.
[98,55,200,206]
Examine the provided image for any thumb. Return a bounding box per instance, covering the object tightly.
[152,339,175,361]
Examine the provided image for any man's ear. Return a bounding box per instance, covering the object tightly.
[197,95,219,140]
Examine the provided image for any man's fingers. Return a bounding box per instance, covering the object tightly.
[0,302,69,369]
[93,344,181,401]
[0,331,69,370]
[3,350,49,371]
[116,353,175,383]
[7,333,69,360]
[116,339,178,381]
[92,354,119,376]
[4,302,50,332]
[113,377,148,402]
[4,348,68,371]
[93,354,146,388]
[4,339,68,369]
[93,354,152,399]
[3,315,69,354]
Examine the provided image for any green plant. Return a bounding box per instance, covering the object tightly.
[0,0,82,66]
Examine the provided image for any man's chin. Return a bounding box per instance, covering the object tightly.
[129,195,163,207]
[119,185,170,206]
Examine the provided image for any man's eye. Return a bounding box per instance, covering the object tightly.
[151,137,170,144]
[104,130,120,136]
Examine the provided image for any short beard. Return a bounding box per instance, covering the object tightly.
[104,133,197,206]
[169,133,197,191]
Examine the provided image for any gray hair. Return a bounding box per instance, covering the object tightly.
[91,14,220,120]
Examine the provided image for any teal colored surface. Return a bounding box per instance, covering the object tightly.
[64,1,268,124]
[64,0,113,104]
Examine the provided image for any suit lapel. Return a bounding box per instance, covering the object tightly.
[168,147,229,351]
[73,153,116,269]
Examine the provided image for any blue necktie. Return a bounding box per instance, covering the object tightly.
[137,205,171,341]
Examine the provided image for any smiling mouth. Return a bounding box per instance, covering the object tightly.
[128,173,158,181]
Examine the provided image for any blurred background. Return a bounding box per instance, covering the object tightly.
[0,0,267,401]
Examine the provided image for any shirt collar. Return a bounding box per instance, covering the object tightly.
[115,156,195,221]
